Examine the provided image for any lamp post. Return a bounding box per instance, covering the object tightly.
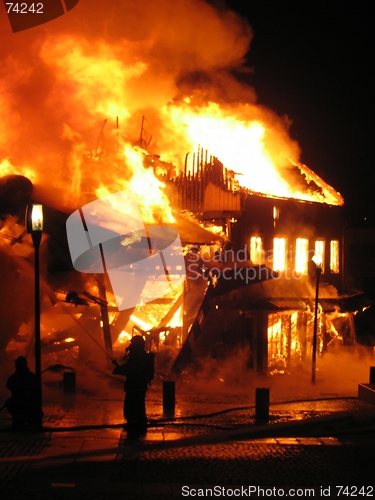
[311,253,322,384]
[26,204,43,428]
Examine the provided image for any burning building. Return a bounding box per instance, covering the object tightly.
[164,144,370,376]
[0,0,371,379]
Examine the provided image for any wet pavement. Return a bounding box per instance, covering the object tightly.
[1,373,375,499]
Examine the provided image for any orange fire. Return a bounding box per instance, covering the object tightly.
[0,0,343,220]
[165,101,295,194]
[0,158,37,184]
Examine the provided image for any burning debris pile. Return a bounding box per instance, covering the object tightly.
[0,0,367,380]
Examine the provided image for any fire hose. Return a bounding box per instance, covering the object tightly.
[0,397,362,433]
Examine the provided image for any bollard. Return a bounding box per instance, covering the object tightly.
[370,367,375,384]
[63,371,76,394]
[255,387,269,423]
[163,381,175,416]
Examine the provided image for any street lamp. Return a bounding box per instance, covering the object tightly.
[311,252,323,384]
[26,204,43,428]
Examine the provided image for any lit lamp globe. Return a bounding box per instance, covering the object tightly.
[26,204,43,245]
[312,253,323,270]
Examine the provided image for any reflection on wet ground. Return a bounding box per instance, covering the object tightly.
[148,396,373,433]
[1,367,374,433]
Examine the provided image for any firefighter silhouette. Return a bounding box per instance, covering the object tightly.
[112,336,154,439]
[5,356,39,430]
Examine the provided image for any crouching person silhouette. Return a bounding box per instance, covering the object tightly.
[112,336,154,440]
[5,356,38,431]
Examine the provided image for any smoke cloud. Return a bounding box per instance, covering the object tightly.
[0,0,303,209]
[181,344,375,403]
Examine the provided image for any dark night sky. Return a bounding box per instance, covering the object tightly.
[225,1,375,226]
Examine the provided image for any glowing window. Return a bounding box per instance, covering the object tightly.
[295,238,309,274]
[273,237,286,272]
[250,236,263,264]
[314,240,325,273]
[330,240,340,273]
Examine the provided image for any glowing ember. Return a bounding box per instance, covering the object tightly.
[130,314,153,331]
[166,306,183,328]
[117,330,132,345]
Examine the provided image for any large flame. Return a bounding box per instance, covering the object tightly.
[164,101,296,195]
[0,0,343,218]
[0,158,37,184]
